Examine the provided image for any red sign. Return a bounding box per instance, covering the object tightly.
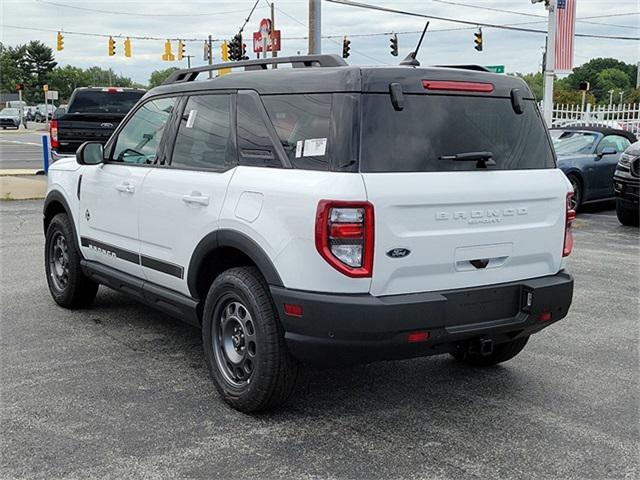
[253,18,281,53]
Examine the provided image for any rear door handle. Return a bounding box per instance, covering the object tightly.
[115,182,135,193]
[182,192,210,206]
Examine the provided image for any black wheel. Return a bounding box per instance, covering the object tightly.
[202,266,299,413]
[567,174,582,211]
[45,213,99,308]
[451,336,529,366]
[616,200,639,227]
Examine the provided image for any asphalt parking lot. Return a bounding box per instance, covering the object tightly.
[1,200,638,479]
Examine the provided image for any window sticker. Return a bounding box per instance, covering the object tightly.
[295,140,303,158]
[303,137,327,157]
[186,109,198,128]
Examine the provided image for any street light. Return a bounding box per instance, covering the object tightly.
[608,89,615,107]
[619,90,624,105]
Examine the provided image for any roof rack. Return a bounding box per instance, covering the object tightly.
[434,65,491,72]
[163,54,348,85]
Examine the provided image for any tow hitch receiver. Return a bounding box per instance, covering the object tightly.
[477,338,494,357]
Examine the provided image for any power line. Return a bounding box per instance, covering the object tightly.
[428,0,638,29]
[325,0,640,41]
[33,0,266,18]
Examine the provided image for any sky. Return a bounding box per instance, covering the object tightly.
[1,0,638,85]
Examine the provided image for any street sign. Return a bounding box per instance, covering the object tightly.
[253,18,281,53]
[485,65,505,74]
[46,91,59,100]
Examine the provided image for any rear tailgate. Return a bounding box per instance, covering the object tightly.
[359,83,570,297]
[363,169,569,296]
[57,113,123,150]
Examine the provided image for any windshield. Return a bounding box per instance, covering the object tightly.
[1,108,19,115]
[550,130,598,155]
[360,94,555,172]
[68,90,144,114]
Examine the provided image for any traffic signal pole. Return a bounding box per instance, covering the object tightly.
[208,35,213,78]
[542,0,557,127]
[308,0,321,54]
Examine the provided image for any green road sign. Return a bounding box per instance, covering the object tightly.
[485,65,505,74]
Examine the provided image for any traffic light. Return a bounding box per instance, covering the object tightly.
[228,34,242,61]
[221,41,229,61]
[203,41,211,62]
[124,37,132,58]
[342,36,351,59]
[15,83,24,92]
[474,28,483,52]
[390,33,398,57]
[162,40,175,61]
[108,36,116,56]
[56,31,64,51]
[178,40,185,61]
[241,42,248,60]
[579,81,590,91]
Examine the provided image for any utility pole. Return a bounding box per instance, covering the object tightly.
[308,0,321,55]
[542,0,557,127]
[208,35,213,79]
[636,61,639,88]
[271,2,277,66]
[185,55,194,68]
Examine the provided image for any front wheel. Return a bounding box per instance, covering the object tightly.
[451,336,529,366]
[45,213,99,308]
[616,199,639,227]
[202,266,299,413]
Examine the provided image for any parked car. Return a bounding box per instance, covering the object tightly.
[50,87,145,160]
[550,126,637,210]
[35,104,56,122]
[25,105,38,122]
[53,104,67,118]
[0,107,21,129]
[43,55,575,412]
[613,141,639,226]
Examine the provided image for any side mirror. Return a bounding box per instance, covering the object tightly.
[76,141,104,165]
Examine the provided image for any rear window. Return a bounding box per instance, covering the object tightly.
[68,90,144,114]
[360,94,555,172]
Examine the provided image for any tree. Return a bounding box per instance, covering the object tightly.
[46,65,90,102]
[564,58,637,102]
[148,67,179,89]
[515,72,543,100]
[24,41,57,102]
[594,68,631,103]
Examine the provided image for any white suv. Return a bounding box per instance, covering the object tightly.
[43,55,575,412]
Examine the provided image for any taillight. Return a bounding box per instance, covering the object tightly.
[563,192,576,257]
[49,119,59,149]
[315,200,374,278]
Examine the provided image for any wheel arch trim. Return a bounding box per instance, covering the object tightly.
[43,190,81,247]
[187,229,284,299]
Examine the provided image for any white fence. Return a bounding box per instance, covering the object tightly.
[545,103,640,135]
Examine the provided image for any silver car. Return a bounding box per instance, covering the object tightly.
[0,108,21,129]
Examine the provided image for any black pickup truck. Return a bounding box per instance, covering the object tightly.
[50,87,145,159]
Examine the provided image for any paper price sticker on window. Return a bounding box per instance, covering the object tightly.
[186,109,198,128]
[302,138,327,157]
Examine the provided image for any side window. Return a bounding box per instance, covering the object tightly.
[112,97,176,164]
[262,94,332,170]
[237,92,280,167]
[171,94,233,171]
[597,135,630,154]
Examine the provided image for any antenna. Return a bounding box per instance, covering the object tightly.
[400,21,429,67]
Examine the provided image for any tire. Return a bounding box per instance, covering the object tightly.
[45,213,99,308]
[451,336,530,367]
[202,266,299,413]
[616,199,639,227]
[567,174,582,211]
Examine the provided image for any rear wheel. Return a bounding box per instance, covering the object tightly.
[451,336,529,366]
[616,199,639,227]
[202,266,298,413]
[45,213,99,308]
[567,174,582,211]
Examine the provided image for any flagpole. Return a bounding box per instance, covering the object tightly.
[542,0,557,127]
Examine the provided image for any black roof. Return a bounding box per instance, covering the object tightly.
[552,125,637,142]
[148,55,531,99]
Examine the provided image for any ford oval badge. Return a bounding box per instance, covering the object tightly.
[386,248,410,258]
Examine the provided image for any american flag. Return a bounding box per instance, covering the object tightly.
[554,0,576,73]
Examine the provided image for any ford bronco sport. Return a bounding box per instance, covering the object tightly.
[43,55,574,412]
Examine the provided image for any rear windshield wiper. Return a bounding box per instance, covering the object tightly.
[439,151,496,169]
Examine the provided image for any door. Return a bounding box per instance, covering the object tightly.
[594,134,630,197]
[358,93,569,296]
[139,93,236,295]
[79,96,177,278]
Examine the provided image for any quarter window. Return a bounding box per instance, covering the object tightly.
[171,94,233,171]
[262,94,332,170]
[237,92,280,167]
[112,97,176,164]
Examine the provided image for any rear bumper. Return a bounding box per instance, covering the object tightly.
[271,271,573,365]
